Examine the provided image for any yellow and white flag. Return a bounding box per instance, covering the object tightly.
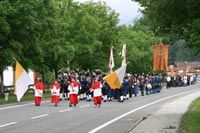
[14,60,32,101]
[103,64,126,89]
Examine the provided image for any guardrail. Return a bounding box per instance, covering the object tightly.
[4,84,35,95]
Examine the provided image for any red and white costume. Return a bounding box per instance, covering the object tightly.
[50,83,61,105]
[68,81,79,106]
[91,81,102,106]
[34,82,45,106]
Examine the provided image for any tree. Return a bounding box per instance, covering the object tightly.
[0,0,46,95]
[117,20,160,73]
[133,0,200,54]
[170,39,200,63]
[66,1,119,71]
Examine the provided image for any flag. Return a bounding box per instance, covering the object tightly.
[103,64,126,89]
[109,45,114,72]
[14,60,32,101]
[169,65,174,75]
[153,45,169,71]
[121,44,126,66]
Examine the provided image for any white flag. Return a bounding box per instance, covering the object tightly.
[121,44,126,66]
[109,45,114,72]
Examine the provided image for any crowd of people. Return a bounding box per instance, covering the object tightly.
[34,70,197,107]
[166,74,196,88]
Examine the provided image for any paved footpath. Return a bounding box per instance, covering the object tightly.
[131,89,200,133]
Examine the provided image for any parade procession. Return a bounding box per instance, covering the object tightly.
[9,42,197,108]
[1,0,200,133]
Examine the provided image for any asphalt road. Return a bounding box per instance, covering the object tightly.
[0,84,200,133]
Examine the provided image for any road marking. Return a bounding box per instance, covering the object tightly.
[0,122,17,128]
[30,114,49,119]
[88,89,199,133]
[0,103,34,111]
[80,104,90,108]
[0,101,50,111]
[59,109,72,112]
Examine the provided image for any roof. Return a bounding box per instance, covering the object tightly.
[173,62,200,69]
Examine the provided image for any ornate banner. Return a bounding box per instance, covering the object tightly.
[153,45,169,71]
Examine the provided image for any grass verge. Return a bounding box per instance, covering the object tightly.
[178,97,200,133]
[0,91,51,105]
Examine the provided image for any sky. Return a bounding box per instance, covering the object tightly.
[74,0,142,25]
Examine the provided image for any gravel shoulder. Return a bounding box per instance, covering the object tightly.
[130,89,200,133]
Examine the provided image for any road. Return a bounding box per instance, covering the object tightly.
[0,84,200,133]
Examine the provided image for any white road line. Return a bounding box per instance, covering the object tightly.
[80,104,90,108]
[0,100,50,111]
[88,89,199,133]
[0,122,17,128]
[59,109,72,113]
[0,103,34,111]
[30,114,49,119]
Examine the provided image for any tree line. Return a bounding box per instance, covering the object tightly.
[1,0,199,96]
[0,0,159,95]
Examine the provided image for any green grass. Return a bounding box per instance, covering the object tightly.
[178,97,200,133]
[163,125,176,129]
[0,90,51,105]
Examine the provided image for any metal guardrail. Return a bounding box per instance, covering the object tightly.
[4,84,35,95]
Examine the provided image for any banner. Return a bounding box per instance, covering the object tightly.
[153,45,169,71]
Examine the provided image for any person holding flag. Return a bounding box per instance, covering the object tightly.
[50,80,61,106]
[68,77,79,107]
[90,76,102,107]
[103,43,127,102]
[34,77,45,106]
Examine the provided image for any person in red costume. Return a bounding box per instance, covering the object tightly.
[34,77,45,106]
[90,76,102,107]
[68,77,79,107]
[50,80,61,106]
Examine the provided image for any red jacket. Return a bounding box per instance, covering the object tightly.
[91,81,101,90]
[35,82,45,90]
[50,83,61,90]
[68,81,79,87]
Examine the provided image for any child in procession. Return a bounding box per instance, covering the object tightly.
[34,77,45,106]
[90,76,102,107]
[50,80,61,106]
[68,77,79,107]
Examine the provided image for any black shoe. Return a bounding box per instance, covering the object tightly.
[69,104,72,107]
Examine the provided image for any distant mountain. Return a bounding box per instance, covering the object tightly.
[119,13,143,26]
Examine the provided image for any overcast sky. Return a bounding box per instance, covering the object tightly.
[74,0,142,25]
